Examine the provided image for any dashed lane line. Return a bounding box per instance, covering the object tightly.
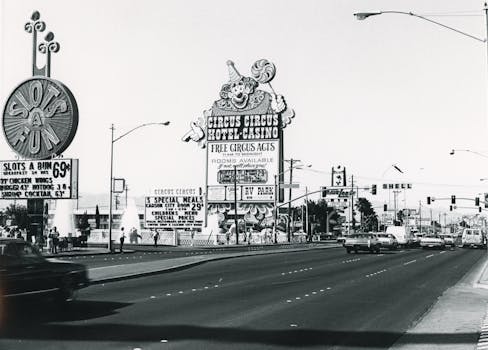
[403,260,417,266]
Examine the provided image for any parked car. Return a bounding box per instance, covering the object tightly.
[375,233,398,250]
[0,238,89,302]
[461,228,485,248]
[337,235,347,245]
[344,233,381,254]
[420,235,445,250]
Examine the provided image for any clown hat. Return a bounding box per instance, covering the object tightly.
[226,60,242,83]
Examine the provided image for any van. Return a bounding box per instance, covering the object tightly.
[385,226,415,247]
[461,228,485,248]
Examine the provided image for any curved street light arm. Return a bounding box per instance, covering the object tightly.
[451,149,488,158]
[355,10,485,43]
[113,121,170,143]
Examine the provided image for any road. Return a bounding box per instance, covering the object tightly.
[0,246,484,350]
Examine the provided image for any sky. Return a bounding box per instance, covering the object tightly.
[1,0,488,218]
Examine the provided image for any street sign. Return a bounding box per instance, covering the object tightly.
[280,183,299,189]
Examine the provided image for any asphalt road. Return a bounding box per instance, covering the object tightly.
[0,247,484,350]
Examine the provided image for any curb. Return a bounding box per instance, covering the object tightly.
[473,256,488,290]
[43,250,136,258]
[89,244,341,285]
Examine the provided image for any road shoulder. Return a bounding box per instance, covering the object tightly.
[390,255,488,350]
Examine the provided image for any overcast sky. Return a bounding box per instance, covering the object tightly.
[1,0,488,217]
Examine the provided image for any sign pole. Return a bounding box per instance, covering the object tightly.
[234,165,239,245]
[108,124,114,253]
[274,174,278,243]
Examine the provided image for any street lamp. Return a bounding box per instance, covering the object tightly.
[450,149,488,158]
[273,163,311,243]
[354,10,486,44]
[108,121,170,253]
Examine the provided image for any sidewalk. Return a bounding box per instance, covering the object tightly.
[391,255,488,350]
[88,243,340,284]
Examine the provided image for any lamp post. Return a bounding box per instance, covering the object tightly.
[354,10,486,44]
[108,121,170,253]
[450,149,488,159]
[355,6,488,133]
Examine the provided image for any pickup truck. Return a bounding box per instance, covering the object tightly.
[344,233,381,254]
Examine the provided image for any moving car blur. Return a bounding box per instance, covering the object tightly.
[0,238,89,303]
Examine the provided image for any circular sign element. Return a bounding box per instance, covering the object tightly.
[3,77,78,160]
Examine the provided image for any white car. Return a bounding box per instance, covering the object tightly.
[375,233,398,250]
[440,234,455,248]
[420,235,445,250]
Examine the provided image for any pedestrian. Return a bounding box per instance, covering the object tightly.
[153,230,159,248]
[119,227,125,253]
[48,229,54,253]
[52,226,59,254]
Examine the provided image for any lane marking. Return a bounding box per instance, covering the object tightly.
[404,260,417,266]
[426,254,434,259]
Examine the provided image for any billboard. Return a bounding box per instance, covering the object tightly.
[207,140,279,202]
[145,187,205,229]
[0,158,78,199]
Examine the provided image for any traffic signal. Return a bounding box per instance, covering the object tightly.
[451,195,456,204]
[485,193,488,208]
[371,184,377,195]
[321,187,327,198]
[449,205,453,211]
[476,197,480,206]
[480,207,483,213]
[427,196,431,205]
[383,204,387,212]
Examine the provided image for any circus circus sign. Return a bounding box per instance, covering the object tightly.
[183,59,294,205]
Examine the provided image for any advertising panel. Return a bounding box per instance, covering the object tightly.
[145,187,204,229]
[207,140,279,202]
[0,159,78,199]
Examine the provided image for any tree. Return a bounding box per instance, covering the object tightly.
[79,211,90,231]
[95,205,100,229]
[5,203,29,229]
[305,200,342,235]
[355,198,378,232]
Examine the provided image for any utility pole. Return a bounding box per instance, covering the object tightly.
[350,175,354,233]
[393,190,401,225]
[233,165,239,245]
[285,158,300,242]
[305,186,309,241]
[419,201,422,234]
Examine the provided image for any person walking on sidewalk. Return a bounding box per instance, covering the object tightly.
[119,227,126,253]
[153,230,160,248]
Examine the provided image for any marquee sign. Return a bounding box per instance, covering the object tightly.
[0,159,78,199]
[145,187,205,229]
[183,60,294,207]
[3,77,78,159]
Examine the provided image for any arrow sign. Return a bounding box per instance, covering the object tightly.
[280,183,300,189]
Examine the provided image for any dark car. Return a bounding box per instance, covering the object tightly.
[0,238,89,302]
